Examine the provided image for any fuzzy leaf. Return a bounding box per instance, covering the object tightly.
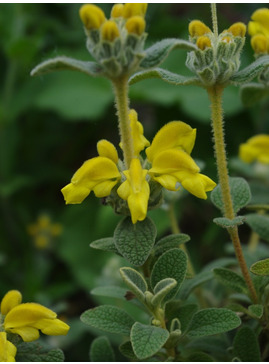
[248,304,264,319]
[120,267,148,301]
[154,233,190,256]
[130,68,200,86]
[90,336,115,362]
[16,343,64,362]
[119,341,137,360]
[140,38,197,69]
[211,177,251,214]
[31,56,103,77]
[114,217,156,266]
[165,301,199,332]
[130,322,169,360]
[152,278,177,306]
[250,258,269,276]
[233,326,261,362]
[245,214,269,242]
[230,55,269,84]
[179,271,213,300]
[187,308,241,337]
[213,216,245,228]
[91,286,128,300]
[151,248,187,303]
[213,268,248,293]
[90,237,119,254]
[240,83,269,106]
[80,305,134,335]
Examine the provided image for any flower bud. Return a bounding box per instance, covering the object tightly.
[227,22,246,37]
[189,20,211,37]
[101,20,120,42]
[97,139,119,164]
[125,16,145,36]
[221,36,232,44]
[196,36,211,50]
[251,34,268,54]
[123,3,147,18]
[79,4,106,30]
[111,3,124,18]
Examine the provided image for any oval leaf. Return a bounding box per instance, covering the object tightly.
[231,55,269,84]
[91,286,127,300]
[152,278,177,307]
[240,83,269,107]
[154,233,190,256]
[233,326,261,362]
[119,341,137,360]
[245,214,269,243]
[31,56,103,77]
[213,216,245,229]
[140,38,197,69]
[179,271,213,300]
[131,322,169,360]
[187,308,241,337]
[248,304,264,319]
[151,248,187,303]
[90,237,119,254]
[130,68,200,86]
[251,258,269,276]
[80,305,135,335]
[213,268,248,293]
[16,343,64,362]
[120,267,148,301]
[211,177,251,214]
[114,217,156,266]
[90,336,115,362]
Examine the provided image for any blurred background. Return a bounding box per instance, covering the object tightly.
[0,3,268,361]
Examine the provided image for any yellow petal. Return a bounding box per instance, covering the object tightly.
[117,179,131,201]
[1,290,22,315]
[181,173,216,199]
[152,174,179,191]
[34,318,69,336]
[196,36,212,50]
[79,4,106,30]
[61,183,90,204]
[149,149,200,175]
[123,3,147,18]
[239,134,269,164]
[227,22,246,37]
[0,332,17,362]
[111,4,124,18]
[97,139,119,163]
[128,186,149,224]
[101,20,120,42]
[93,179,119,197]
[125,16,146,35]
[189,20,211,37]
[146,121,196,163]
[8,326,40,342]
[250,8,269,36]
[250,34,268,53]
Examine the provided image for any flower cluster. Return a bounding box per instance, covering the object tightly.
[239,134,269,164]
[248,8,269,55]
[0,290,69,361]
[186,19,246,85]
[79,3,147,77]
[62,110,216,224]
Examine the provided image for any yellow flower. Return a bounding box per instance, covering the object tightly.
[196,36,212,50]
[0,332,17,362]
[125,16,146,36]
[111,4,124,18]
[79,4,106,30]
[117,158,149,223]
[101,20,120,42]
[123,3,147,18]
[227,22,246,37]
[1,290,69,343]
[189,20,211,37]
[239,134,269,164]
[251,34,268,54]
[248,8,269,54]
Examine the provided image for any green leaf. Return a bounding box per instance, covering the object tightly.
[211,177,251,214]
[213,216,245,228]
[165,301,199,332]
[179,271,213,300]
[151,248,187,303]
[16,343,64,362]
[140,38,197,69]
[130,322,169,360]
[233,326,261,362]
[90,336,115,362]
[90,237,119,254]
[187,308,241,337]
[186,352,215,362]
[248,304,264,319]
[91,286,128,300]
[80,305,135,335]
[251,258,269,276]
[114,217,156,266]
[130,68,200,86]
[152,278,177,306]
[230,55,269,84]
[119,341,138,360]
[120,267,148,301]
[240,83,269,107]
[31,56,103,77]
[245,214,269,243]
[213,268,248,293]
[154,233,190,256]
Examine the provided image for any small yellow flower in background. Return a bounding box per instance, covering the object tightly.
[248,8,269,54]
[122,3,147,18]
[239,134,269,164]
[27,214,62,249]
[0,290,69,359]
[79,4,106,30]
[117,158,149,224]
[0,332,17,362]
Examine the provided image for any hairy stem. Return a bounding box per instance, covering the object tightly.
[112,76,134,168]
[207,85,258,304]
[210,3,218,36]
